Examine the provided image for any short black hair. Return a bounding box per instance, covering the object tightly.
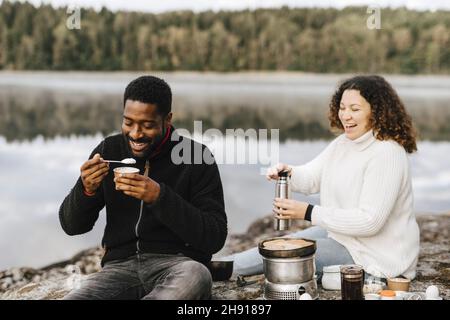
[123,75,172,116]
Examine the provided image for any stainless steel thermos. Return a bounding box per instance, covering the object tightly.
[274,170,291,230]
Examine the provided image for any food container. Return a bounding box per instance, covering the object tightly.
[364,273,386,294]
[364,293,381,300]
[387,277,410,291]
[379,290,396,300]
[321,265,341,290]
[394,291,409,300]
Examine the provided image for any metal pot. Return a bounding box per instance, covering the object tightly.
[258,237,317,284]
[262,255,315,284]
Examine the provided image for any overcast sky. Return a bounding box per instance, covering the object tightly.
[13,0,450,13]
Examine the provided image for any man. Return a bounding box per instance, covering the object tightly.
[60,75,227,300]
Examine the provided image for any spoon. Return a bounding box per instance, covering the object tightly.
[102,158,136,164]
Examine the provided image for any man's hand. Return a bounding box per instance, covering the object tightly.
[81,153,109,194]
[273,198,308,220]
[114,173,161,203]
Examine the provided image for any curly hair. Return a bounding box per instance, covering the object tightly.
[123,75,172,116]
[328,75,417,153]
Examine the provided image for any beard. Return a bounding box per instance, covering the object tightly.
[122,127,166,159]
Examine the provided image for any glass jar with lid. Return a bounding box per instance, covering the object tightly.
[340,264,365,300]
[321,265,341,290]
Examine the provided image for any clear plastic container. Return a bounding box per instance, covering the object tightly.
[363,269,387,294]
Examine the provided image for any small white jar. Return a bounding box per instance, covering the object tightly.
[322,265,341,290]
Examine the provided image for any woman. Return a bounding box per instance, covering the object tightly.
[231,75,420,280]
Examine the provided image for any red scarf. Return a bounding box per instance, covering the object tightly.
[149,125,172,158]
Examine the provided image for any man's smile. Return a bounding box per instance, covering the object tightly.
[130,140,149,152]
[127,136,152,154]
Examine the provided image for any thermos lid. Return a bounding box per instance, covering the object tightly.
[278,170,289,178]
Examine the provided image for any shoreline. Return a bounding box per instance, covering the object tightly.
[1,213,448,300]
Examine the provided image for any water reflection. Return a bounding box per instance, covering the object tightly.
[0,86,334,142]
[0,135,449,270]
[1,72,450,142]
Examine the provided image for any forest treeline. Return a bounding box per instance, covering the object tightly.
[0,1,449,73]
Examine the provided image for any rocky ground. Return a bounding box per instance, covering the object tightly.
[1,213,448,300]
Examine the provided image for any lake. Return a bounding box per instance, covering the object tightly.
[0,72,449,270]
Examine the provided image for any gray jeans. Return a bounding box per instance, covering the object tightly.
[63,253,212,300]
[230,226,354,278]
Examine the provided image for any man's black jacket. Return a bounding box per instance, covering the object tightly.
[59,128,227,266]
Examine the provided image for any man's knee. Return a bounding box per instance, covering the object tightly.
[62,268,139,300]
[181,261,212,298]
[152,260,212,300]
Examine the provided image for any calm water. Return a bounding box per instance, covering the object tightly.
[0,72,449,270]
[1,136,449,270]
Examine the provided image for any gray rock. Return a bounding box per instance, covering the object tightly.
[1,213,448,300]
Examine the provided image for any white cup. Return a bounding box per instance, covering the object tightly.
[113,166,140,177]
[113,167,140,190]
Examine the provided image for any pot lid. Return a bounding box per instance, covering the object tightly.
[258,237,316,258]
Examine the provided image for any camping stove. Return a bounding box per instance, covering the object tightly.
[259,238,319,300]
[264,278,318,300]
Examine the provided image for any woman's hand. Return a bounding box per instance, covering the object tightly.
[273,198,308,220]
[266,163,292,181]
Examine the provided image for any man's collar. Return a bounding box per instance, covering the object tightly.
[148,125,172,159]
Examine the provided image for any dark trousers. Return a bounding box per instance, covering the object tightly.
[63,253,212,300]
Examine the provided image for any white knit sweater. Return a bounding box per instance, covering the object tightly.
[290,130,420,279]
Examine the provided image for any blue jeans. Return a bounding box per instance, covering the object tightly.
[230,226,354,278]
[63,253,212,300]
